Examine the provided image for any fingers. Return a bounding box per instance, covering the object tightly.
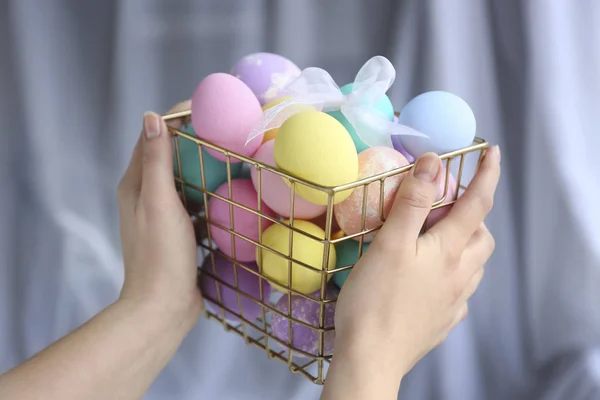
[452,303,469,327]
[140,112,177,205]
[379,153,442,249]
[461,266,485,301]
[463,223,495,269]
[427,145,501,251]
[164,99,191,129]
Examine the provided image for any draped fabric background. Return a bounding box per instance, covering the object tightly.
[1,1,599,399]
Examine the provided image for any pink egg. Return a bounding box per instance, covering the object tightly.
[250,140,326,219]
[334,147,409,242]
[208,179,276,261]
[425,169,458,230]
[191,73,264,162]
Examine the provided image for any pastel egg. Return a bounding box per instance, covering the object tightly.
[332,240,370,289]
[191,73,263,162]
[274,110,359,205]
[334,147,409,242]
[200,252,271,322]
[231,52,301,105]
[207,179,276,262]
[173,125,243,205]
[390,116,416,163]
[257,220,336,294]
[270,286,338,357]
[327,83,395,153]
[261,97,314,143]
[250,140,326,219]
[398,91,477,158]
[424,169,458,230]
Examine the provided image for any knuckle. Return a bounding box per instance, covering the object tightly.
[477,194,494,214]
[142,147,156,166]
[460,304,469,321]
[450,283,463,306]
[396,187,432,210]
[486,233,496,256]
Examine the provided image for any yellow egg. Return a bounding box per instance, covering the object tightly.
[274,110,359,205]
[261,97,313,143]
[257,220,336,294]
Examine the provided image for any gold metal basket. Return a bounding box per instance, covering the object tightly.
[164,109,488,385]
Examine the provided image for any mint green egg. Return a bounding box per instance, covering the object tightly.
[327,83,395,153]
[173,125,243,205]
[332,240,370,288]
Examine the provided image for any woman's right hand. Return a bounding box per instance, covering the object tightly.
[322,146,501,399]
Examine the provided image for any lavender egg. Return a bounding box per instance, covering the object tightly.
[231,52,301,105]
[200,252,270,322]
[270,287,338,357]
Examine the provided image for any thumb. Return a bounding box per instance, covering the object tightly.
[140,111,176,201]
[380,152,442,248]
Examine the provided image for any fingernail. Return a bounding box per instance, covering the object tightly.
[413,153,440,182]
[144,112,161,139]
[487,145,501,164]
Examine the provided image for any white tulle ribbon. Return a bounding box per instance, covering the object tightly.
[246,55,428,147]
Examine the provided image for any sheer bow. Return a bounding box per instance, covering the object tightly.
[246,55,428,147]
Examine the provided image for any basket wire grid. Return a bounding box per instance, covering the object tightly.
[163,109,488,384]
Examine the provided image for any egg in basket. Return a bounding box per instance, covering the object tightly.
[165,53,487,384]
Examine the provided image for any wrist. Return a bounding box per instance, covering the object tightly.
[322,334,403,399]
[334,327,408,379]
[116,290,202,338]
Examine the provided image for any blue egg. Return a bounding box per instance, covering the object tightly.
[173,125,243,204]
[332,240,370,288]
[397,91,476,158]
[327,83,395,153]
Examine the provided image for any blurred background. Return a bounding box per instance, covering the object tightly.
[1,1,599,399]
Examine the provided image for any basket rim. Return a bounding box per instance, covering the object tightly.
[164,109,488,193]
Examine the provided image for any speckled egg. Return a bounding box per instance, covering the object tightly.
[207,179,276,262]
[200,252,270,322]
[274,110,359,205]
[425,168,458,230]
[270,286,338,357]
[257,220,336,294]
[332,240,370,289]
[173,125,243,205]
[191,73,264,161]
[231,53,301,105]
[334,147,409,242]
[250,140,326,219]
[398,91,477,157]
[327,83,395,153]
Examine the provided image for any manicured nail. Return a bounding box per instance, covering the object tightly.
[413,153,440,182]
[487,145,500,164]
[144,112,161,139]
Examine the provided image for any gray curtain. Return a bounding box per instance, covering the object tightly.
[1,1,599,399]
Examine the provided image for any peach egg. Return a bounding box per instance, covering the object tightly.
[334,147,409,242]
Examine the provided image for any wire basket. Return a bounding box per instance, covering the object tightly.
[164,109,488,385]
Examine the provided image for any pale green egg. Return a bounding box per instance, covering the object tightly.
[327,83,395,153]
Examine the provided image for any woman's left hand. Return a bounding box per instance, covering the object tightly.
[117,101,203,325]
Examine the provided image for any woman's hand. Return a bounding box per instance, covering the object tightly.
[118,101,203,325]
[322,147,501,399]
[0,103,204,400]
